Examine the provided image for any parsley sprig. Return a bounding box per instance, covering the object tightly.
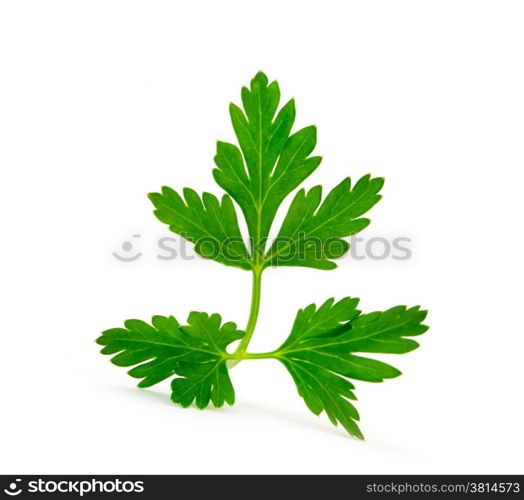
[97,72,429,438]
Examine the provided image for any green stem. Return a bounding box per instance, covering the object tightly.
[229,351,279,360]
[228,267,262,368]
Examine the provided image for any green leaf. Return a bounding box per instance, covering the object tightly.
[275,298,429,438]
[100,72,429,438]
[213,71,321,257]
[148,187,251,270]
[96,312,244,408]
[265,175,384,269]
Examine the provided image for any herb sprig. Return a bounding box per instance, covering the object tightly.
[97,72,429,438]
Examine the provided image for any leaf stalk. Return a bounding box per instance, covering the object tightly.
[227,266,263,367]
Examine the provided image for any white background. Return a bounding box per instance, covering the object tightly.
[1,0,523,474]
